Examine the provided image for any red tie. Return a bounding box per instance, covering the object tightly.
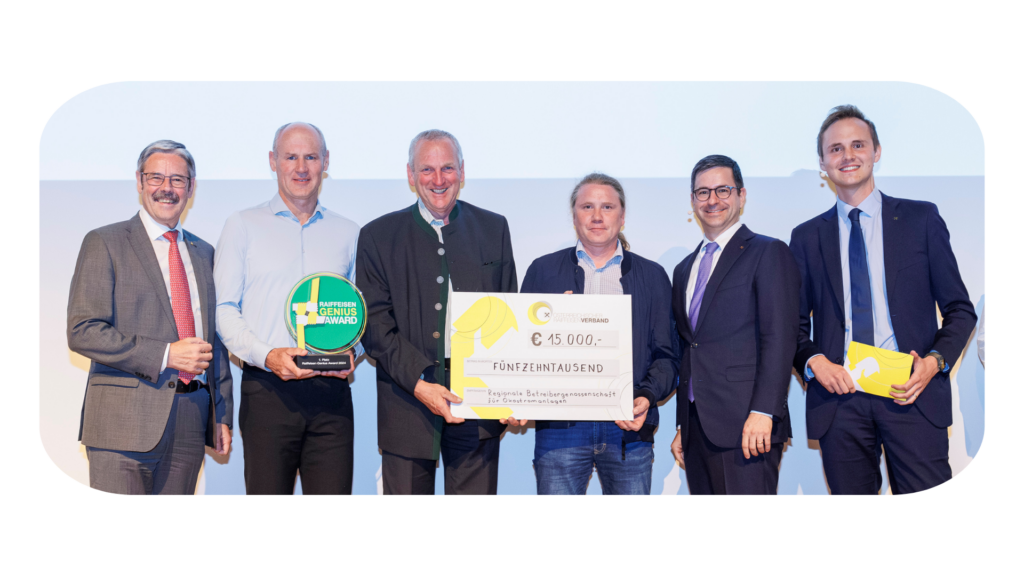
[163,230,196,383]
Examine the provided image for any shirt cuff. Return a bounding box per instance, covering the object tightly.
[750,410,772,418]
[161,343,170,373]
[251,340,275,371]
[804,353,825,381]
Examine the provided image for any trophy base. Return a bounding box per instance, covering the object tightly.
[296,354,352,371]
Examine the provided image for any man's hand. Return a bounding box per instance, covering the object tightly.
[615,397,651,432]
[214,423,232,455]
[413,380,465,424]
[321,349,357,380]
[741,412,773,459]
[500,416,529,426]
[808,355,856,395]
[670,429,684,468]
[168,337,213,374]
[265,348,320,381]
[890,351,939,406]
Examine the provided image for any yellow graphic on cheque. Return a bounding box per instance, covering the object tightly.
[451,296,518,419]
[528,301,552,325]
[846,341,913,397]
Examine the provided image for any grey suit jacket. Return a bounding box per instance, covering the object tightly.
[67,213,233,452]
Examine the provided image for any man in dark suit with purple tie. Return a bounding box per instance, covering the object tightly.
[670,155,801,495]
[790,105,976,494]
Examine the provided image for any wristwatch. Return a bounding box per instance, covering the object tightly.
[925,351,946,372]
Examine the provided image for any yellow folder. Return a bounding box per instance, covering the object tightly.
[843,341,913,397]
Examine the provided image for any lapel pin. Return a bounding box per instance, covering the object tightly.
[894,217,898,220]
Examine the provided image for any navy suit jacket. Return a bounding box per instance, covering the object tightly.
[790,192,977,439]
[672,225,800,449]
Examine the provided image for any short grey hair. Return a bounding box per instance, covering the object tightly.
[408,129,463,172]
[272,122,327,157]
[136,140,196,180]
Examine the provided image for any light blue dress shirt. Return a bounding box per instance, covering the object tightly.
[214,193,361,370]
[805,188,947,379]
[802,188,946,377]
[806,189,894,379]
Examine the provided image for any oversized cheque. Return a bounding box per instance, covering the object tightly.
[449,292,633,421]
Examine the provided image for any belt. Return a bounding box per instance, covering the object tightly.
[172,379,209,394]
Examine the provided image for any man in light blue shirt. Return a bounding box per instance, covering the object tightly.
[215,122,361,495]
[792,105,976,494]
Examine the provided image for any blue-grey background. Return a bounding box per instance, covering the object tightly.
[39,82,984,495]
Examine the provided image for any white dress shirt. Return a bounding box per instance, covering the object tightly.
[138,209,205,382]
[682,220,767,419]
[419,199,454,358]
[685,220,742,312]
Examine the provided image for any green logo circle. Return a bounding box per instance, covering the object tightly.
[284,272,366,354]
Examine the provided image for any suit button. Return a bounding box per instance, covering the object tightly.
[436,276,444,284]
[438,248,445,256]
[168,382,176,389]
[835,357,843,364]
[435,303,442,311]
[433,331,440,339]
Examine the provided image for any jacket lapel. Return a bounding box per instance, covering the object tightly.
[127,214,177,328]
[694,224,754,335]
[183,230,211,341]
[819,207,845,319]
[677,242,701,339]
[880,191,901,313]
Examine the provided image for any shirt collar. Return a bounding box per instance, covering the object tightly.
[417,198,446,227]
[269,192,326,224]
[837,188,882,223]
[701,220,742,253]
[576,240,623,271]
[138,209,182,242]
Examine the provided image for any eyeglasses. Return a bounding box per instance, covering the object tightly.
[141,173,190,188]
[692,186,736,202]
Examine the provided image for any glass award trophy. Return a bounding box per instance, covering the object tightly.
[285,272,366,371]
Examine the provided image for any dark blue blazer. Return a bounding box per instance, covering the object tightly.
[521,247,679,442]
[672,225,800,449]
[790,192,977,439]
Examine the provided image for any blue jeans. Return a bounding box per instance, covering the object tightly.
[534,421,654,495]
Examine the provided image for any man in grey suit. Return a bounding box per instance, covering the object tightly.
[67,140,233,495]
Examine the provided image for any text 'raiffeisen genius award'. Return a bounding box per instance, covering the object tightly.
[285,272,366,371]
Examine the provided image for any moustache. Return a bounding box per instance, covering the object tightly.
[150,191,180,204]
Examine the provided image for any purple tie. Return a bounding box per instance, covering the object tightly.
[687,241,718,403]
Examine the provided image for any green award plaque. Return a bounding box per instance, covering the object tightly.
[285,272,366,371]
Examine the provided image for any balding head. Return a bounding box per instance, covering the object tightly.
[272,122,327,158]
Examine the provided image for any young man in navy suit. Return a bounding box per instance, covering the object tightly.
[670,155,801,495]
[790,105,976,494]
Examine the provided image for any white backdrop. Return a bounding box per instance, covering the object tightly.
[39,82,984,495]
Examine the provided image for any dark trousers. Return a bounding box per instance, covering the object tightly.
[87,388,210,495]
[819,392,951,495]
[381,423,500,495]
[683,401,783,495]
[239,366,354,495]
